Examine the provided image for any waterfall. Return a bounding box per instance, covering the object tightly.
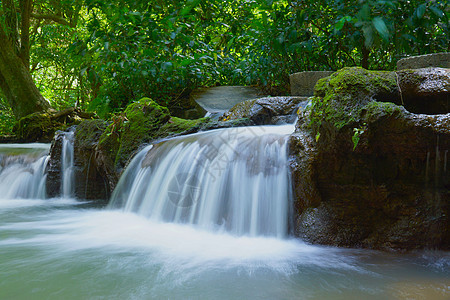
[61,131,75,198]
[0,144,50,199]
[110,124,294,238]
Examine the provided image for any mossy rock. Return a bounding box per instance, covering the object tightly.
[98,98,209,169]
[310,67,399,132]
[14,112,66,142]
[75,119,108,150]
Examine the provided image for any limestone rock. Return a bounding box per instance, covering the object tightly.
[395,67,449,114]
[291,67,450,251]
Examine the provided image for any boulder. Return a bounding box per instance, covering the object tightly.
[221,96,307,125]
[291,67,449,251]
[73,120,111,201]
[46,132,65,198]
[395,68,449,114]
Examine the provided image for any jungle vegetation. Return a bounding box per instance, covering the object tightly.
[0,0,448,134]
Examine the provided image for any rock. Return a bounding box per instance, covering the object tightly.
[397,52,450,70]
[73,120,110,201]
[70,98,213,195]
[46,131,65,198]
[191,86,265,116]
[14,112,66,143]
[290,71,334,96]
[13,108,97,143]
[222,96,307,125]
[395,68,450,114]
[291,67,449,251]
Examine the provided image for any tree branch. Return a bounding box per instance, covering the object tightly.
[30,13,73,27]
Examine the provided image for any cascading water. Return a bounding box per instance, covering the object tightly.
[1,125,449,299]
[60,131,75,198]
[109,124,295,237]
[0,144,50,199]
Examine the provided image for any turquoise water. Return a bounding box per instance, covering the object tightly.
[1,198,448,300]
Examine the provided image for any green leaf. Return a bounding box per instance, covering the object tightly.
[416,4,426,19]
[372,17,389,41]
[335,16,352,31]
[429,6,444,18]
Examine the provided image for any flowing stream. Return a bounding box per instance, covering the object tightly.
[0,127,449,299]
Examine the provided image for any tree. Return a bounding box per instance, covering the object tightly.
[0,0,51,119]
[0,0,80,119]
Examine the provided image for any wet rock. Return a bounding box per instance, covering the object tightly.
[395,68,450,114]
[73,120,110,201]
[291,67,450,251]
[222,96,306,125]
[46,132,65,198]
[13,108,97,143]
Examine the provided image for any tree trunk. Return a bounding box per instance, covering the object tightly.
[361,46,369,69]
[0,25,51,119]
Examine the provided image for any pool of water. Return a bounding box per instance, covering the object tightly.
[1,198,448,300]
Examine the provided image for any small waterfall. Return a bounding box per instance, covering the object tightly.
[61,131,75,198]
[110,125,294,238]
[0,145,50,199]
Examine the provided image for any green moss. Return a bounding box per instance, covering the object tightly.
[160,117,208,135]
[309,67,398,132]
[98,97,209,169]
[75,119,108,150]
[14,112,66,142]
[361,101,403,123]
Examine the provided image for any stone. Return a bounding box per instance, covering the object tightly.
[290,71,334,96]
[397,52,450,70]
[291,67,450,251]
[73,120,110,201]
[46,131,65,198]
[395,67,450,115]
[221,96,307,125]
[191,86,265,115]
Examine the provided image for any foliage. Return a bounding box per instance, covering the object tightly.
[0,0,448,135]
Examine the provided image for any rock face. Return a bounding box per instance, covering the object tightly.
[46,132,65,198]
[290,67,449,251]
[397,52,450,70]
[221,96,307,125]
[395,68,449,115]
[73,120,110,201]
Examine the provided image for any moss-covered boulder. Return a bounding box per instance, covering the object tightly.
[291,67,450,251]
[71,98,212,194]
[13,108,96,142]
[98,98,208,170]
[14,112,66,142]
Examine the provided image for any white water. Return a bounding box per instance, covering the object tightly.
[0,128,449,299]
[110,125,295,237]
[0,144,50,199]
[60,131,75,198]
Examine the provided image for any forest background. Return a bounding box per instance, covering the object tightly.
[0,0,448,134]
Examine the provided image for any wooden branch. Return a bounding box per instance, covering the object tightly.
[30,13,73,27]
